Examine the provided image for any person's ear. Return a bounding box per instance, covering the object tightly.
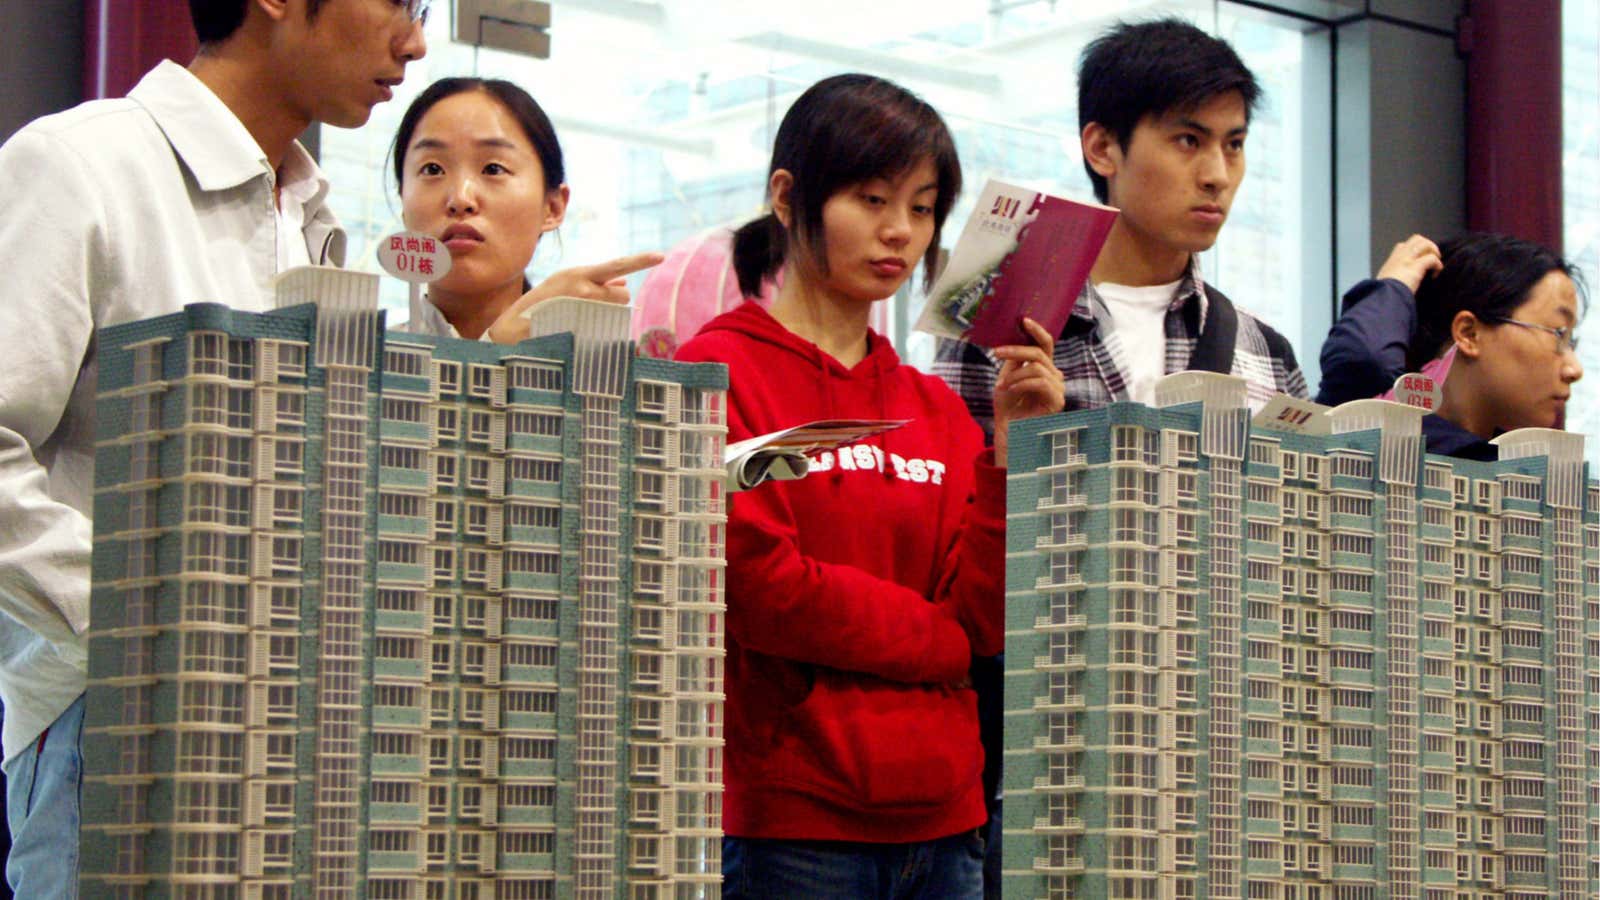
[541,184,569,233]
[769,169,795,230]
[1451,310,1484,360]
[254,0,291,24]
[1081,122,1122,184]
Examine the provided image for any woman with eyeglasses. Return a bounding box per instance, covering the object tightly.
[1318,231,1585,459]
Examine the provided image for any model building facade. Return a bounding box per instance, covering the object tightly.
[81,269,728,899]
[1003,372,1600,900]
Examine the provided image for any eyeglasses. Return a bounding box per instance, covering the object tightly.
[1487,316,1581,355]
[398,0,431,25]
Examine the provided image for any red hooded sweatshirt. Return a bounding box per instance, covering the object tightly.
[676,301,1006,844]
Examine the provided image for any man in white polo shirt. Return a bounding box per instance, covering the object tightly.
[0,1,427,893]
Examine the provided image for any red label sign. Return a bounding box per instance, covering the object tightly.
[376,230,451,284]
[1392,372,1442,411]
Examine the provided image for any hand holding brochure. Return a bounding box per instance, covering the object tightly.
[724,419,910,491]
[916,179,1117,348]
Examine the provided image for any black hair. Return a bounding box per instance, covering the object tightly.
[1077,18,1261,203]
[1409,232,1586,371]
[391,77,565,193]
[732,73,962,298]
[190,0,326,45]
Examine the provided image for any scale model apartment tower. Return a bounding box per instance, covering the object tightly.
[81,269,729,900]
[1003,373,1600,900]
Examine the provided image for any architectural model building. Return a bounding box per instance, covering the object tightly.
[1002,372,1600,900]
[81,268,729,899]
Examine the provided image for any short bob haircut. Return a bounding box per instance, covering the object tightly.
[1077,18,1260,203]
[190,0,326,45]
[390,77,566,194]
[1409,232,1585,371]
[731,73,961,299]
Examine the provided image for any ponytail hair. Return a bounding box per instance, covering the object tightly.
[1409,233,1583,371]
[731,73,962,299]
[732,213,787,299]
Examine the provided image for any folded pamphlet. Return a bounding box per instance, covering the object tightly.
[724,419,910,491]
[916,179,1117,348]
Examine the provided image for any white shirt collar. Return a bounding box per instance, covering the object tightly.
[278,139,328,211]
[129,59,327,206]
[409,294,462,337]
[405,294,500,343]
[275,138,331,269]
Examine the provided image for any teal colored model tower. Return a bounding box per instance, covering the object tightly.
[1002,372,1600,900]
[81,269,729,899]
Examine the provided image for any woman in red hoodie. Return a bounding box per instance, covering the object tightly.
[676,74,1065,899]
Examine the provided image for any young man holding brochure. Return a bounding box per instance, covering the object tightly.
[0,1,427,893]
[933,19,1307,899]
[934,17,1307,428]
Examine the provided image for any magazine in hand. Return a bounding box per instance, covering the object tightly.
[915,179,1117,348]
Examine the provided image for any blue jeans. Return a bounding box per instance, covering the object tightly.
[4,694,84,900]
[723,829,985,900]
[982,804,1002,900]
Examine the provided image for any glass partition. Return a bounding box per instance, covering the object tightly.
[1564,0,1599,464]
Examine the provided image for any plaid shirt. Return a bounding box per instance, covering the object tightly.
[932,259,1308,440]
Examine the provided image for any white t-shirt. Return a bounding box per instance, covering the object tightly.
[1097,279,1181,406]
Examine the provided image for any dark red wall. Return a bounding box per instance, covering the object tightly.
[83,0,197,100]
[1464,0,1564,250]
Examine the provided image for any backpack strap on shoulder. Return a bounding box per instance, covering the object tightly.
[1187,283,1238,375]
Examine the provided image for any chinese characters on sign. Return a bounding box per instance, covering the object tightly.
[1392,373,1442,412]
[377,230,452,284]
